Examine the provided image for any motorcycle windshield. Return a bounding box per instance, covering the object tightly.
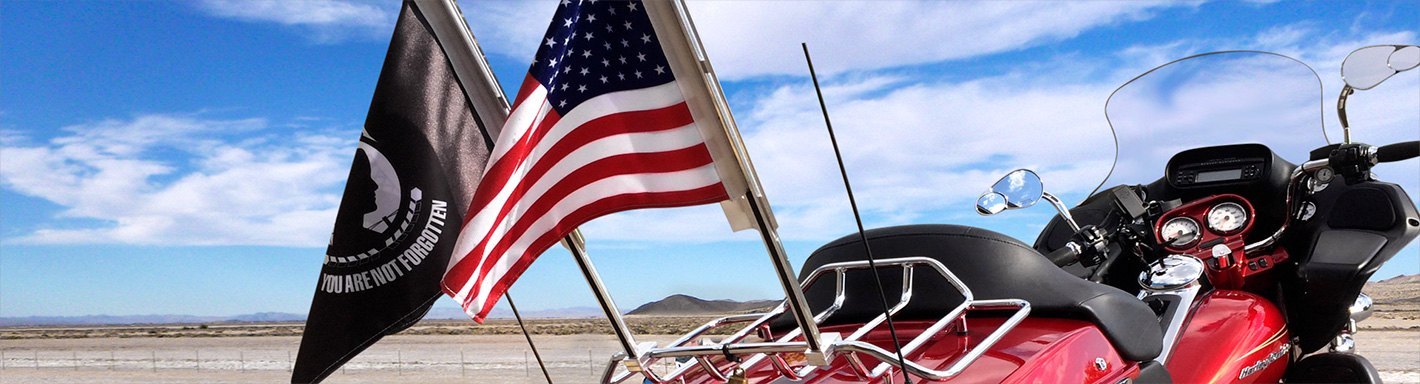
[1096,51,1326,192]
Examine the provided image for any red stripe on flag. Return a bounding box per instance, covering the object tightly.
[467,183,729,322]
[455,145,719,303]
[447,102,694,278]
[458,93,563,229]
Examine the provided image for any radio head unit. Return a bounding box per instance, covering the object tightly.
[1167,144,1278,189]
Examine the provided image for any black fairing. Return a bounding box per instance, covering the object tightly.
[786,224,1163,362]
[1283,178,1420,352]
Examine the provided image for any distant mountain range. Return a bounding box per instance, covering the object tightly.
[37,276,1417,326]
[1,295,779,327]
[627,294,779,316]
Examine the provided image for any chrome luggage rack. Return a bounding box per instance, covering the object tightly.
[601,256,1031,383]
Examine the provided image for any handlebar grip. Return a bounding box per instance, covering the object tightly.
[1377,141,1420,163]
[1046,244,1080,267]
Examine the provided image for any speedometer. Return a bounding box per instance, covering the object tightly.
[1207,202,1248,233]
[1161,217,1200,248]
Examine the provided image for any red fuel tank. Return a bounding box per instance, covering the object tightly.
[1168,290,1290,383]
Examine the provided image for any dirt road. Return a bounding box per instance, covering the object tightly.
[0,332,1415,383]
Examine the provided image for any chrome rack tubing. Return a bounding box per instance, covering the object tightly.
[602,353,630,384]
[837,299,1030,380]
[648,305,789,383]
[640,311,780,383]
[804,265,917,378]
[734,269,844,372]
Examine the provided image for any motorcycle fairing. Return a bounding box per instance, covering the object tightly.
[1283,178,1420,352]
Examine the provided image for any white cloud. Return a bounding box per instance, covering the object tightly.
[461,0,1201,80]
[0,114,352,246]
[588,26,1419,244]
[196,0,394,43]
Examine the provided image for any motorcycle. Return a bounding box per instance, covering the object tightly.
[604,47,1418,383]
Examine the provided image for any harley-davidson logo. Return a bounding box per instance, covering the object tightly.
[1239,342,1290,379]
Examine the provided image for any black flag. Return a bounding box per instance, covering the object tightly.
[292,1,499,382]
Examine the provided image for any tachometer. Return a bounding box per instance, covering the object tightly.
[1161,217,1200,248]
[1207,202,1248,233]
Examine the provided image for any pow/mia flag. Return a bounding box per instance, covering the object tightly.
[293,1,504,382]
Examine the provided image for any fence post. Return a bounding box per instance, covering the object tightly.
[73,351,78,371]
[109,350,114,371]
[288,350,292,372]
[397,349,402,376]
[34,350,39,370]
[460,348,466,377]
[195,350,200,371]
[151,350,156,372]
[588,349,593,375]
[525,350,529,377]
[240,351,245,373]
[2,349,6,370]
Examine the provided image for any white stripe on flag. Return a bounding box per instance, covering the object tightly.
[447,81,693,274]
[461,163,722,310]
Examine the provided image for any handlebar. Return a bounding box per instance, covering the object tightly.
[1376,141,1420,163]
[1046,243,1081,267]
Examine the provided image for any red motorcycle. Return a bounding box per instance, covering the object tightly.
[601,48,1418,383]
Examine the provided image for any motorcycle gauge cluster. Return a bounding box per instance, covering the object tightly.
[1207,202,1248,233]
[1161,217,1200,248]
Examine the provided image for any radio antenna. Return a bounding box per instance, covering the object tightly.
[801,43,913,382]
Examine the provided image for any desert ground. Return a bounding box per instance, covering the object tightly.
[0,320,1416,383]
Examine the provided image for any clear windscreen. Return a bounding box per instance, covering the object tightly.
[1095,51,1326,192]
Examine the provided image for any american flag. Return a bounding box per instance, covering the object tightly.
[441,0,734,321]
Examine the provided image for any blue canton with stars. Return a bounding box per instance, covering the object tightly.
[528,0,674,116]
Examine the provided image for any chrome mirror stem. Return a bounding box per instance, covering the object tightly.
[1040,192,1081,232]
[1338,85,1354,144]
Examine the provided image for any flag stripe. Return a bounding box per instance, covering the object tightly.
[464,81,686,230]
[441,0,737,322]
[447,82,692,277]
[465,178,727,319]
[456,144,718,303]
[444,117,703,298]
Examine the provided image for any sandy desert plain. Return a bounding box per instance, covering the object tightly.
[3,275,1418,383]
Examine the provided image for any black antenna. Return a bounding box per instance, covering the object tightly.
[802,43,913,382]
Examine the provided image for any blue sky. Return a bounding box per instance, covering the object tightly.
[1,0,1417,318]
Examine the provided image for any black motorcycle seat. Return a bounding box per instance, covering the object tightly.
[793,224,1163,362]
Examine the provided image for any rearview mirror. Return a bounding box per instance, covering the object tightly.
[1342,45,1420,90]
[977,169,1043,215]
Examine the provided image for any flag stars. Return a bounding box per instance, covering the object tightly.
[577,84,588,92]
[637,52,647,62]
[640,34,651,44]
[605,24,613,33]
[617,72,625,80]
[583,32,594,41]
[634,70,642,78]
[627,2,637,11]
[582,50,592,58]
[587,14,597,22]
[579,67,590,76]
[599,75,608,83]
[618,56,627,64]
[563,18,573,27]
[545,37,557,48]
[601,58,610,67]
[623,21,633,30]
[620,39,630,47]
[654,65,665,75]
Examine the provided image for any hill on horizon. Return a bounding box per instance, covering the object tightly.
[626,294,778,316]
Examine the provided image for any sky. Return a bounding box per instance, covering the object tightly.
[1,0,1417,318]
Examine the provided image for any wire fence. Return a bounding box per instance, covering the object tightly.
[0,347,682,379]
